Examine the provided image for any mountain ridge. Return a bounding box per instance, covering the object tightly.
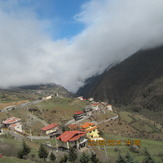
[77,45,163,114]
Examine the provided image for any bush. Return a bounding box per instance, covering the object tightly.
[17,141,31,159]
[80,152,90,163]
[50,152,56,162]
[68,147,77,163]
[38,144,48,161]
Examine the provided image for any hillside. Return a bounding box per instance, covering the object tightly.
[0,97,162,162]
[13,83,72,97]
[77,46,163,120]
[0,83,71,102]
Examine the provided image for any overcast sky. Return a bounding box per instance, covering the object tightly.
[0,0,163,92]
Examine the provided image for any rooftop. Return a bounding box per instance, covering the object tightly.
[2,117,21,125]
[74,111,84,115]
[57,130,85,142]
[41,123,58,131]
[81,122,95,129]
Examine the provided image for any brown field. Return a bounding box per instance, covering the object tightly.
[0,100,29,110]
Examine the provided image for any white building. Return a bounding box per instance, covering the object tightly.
[106,105,113,111]
[77,96,84,101]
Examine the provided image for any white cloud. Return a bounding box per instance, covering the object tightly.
[0,0,163,92]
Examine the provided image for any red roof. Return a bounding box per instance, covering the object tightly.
[74,111,84,115]
[9,124,17,128]
[57,131,85,142]
[69,133,85,141]
[86,126,97,132]
[81,122,95,129]
[41,123,58,131]
[2,117,21,125]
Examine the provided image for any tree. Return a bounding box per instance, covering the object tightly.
[60,154,68,163]
[80,152,90,163]
[90,153,100,163]
[38,144,48,161]
[50,152,56,162]
[124,152,136,163]
[22,141,31,157]
[17,141,31,159]
[142,148,155,163]
[68,147,77,163]
[116,154,126,163]
[17,150,24,159]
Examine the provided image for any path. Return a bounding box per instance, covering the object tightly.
[1,100,42,112]
[28,112,49,126]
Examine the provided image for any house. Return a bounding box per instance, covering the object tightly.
[83,106,92,116]
[91,103,99,111]
[57,131,87,149]
[73,111,85,121]
[106,104,113,111]
[9,122,22,132]
[2,117,21,128]
[77,96,83,100]
[41,123,59,136]
[88,97,94,102]
[80,122,103,140]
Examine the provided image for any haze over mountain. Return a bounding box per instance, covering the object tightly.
[0,0,163,92]
[77,45,163,113]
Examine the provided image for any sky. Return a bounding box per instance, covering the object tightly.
[0,0,163,92]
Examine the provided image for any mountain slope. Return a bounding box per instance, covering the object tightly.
[77,46,163,113]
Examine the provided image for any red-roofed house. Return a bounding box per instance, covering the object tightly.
[41,123,59,136]
[9,122,22,132]
[73,111,85,121]
[57,130,87,149]
[2,117,21,128]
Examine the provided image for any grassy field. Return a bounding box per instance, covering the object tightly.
[0,134,58,162]
[33,97,88,124]
[0,157,36,163]
[91,133,163,163]
[118,111,163,140]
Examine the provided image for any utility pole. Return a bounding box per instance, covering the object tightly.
[30,128,32,142]
[104,145,109,162]
[55,136,58,152]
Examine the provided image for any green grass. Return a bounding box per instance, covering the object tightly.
[119,111,162,134]
[93,133,163,163]
[0,134,22,148]
[119,111,133,123]
[0,157,36,163]
[37,97,87,111]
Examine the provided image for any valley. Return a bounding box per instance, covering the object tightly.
[0,89,162,163]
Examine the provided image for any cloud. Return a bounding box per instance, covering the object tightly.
[0,0,163,92]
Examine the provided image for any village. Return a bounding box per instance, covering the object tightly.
[0,92,162,163]
[0,96,116,152]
